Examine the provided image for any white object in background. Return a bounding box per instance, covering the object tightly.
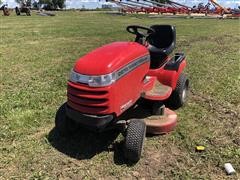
[224,163,236,175]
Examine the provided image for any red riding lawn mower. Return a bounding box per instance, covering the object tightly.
[55,25,189,162]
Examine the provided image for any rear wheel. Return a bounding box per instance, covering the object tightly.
[26,9,31,16]
[124,119,146,162]
[55,103,79,137]
[15,7,20,15]
[167,73,189,109]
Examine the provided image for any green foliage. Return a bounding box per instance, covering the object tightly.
[32,1,39,8]
[52,0,65,9]
[35,0,65,9]
[15,0,32,6]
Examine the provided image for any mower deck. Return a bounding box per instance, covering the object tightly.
[144,108,177,134]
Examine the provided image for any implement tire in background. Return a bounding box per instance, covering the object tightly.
[15,7,20,15]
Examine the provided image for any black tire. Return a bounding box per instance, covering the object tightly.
[124,119,146,162]
[166,73,189,109]
[55,103,79,137]
[15,7,20,16]
[26,9,31,16]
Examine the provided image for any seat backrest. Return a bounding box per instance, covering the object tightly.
[148,25,176,55]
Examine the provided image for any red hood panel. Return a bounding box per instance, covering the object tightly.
[74,42,149,75]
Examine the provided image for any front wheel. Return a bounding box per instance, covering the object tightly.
[55,103,79,137]
[124,119,146,163]
[15,7,20,15]
[166,73,189,109]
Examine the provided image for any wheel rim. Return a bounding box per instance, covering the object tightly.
[182,85,187,103]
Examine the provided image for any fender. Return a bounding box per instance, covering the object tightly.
[164,53,185,71]
[147,53,187,90]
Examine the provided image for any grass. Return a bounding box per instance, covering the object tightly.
[0,11,240,179]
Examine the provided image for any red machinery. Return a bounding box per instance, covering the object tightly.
[168,0,192,14]
[231,8,240,17]
[108,0,177,14]
[209,0,231,15]
[114,2,138,13]
[0,4,10,16]
[143,0,176,14]
[55,25,189,162]
[107,0,239,17]
[193,0,235,16]
[207,0,240,17]
[141,0,178,14]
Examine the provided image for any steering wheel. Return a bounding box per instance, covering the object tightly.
[126,25,155,38]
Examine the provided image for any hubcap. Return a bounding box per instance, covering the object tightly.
[182,86,187,102]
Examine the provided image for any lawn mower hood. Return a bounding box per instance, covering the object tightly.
[68,41,150,116]
[73,41,149,75]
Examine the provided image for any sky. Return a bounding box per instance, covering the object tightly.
[2,0,240,9]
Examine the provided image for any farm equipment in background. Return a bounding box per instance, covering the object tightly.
[105,0,239,18]
[142,0,177,15]
[15,1,31,16]
[198,0,239,17]
[0,4,10,16]
[193,0,233,16]
[123,0,152,13]
[168,0,192,15]
[210,0,240,18]
[107,0,202,15]
[108,0,180,14]
[209,0,231,15]
[189,1,215,15]
[230,8,240,17]
[107,0,138,13]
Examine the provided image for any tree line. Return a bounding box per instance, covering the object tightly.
[15,0,66,10]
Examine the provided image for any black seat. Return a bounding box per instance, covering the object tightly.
[148,25,176,69]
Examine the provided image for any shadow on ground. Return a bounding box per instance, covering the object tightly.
[47,100,155,164]
[48,127,120,160]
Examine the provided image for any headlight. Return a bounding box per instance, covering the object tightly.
[70,69,90,84]
[88,73,116,87]
[69,69,117,87]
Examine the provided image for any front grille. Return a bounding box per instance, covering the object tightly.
[67,82,110,114]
